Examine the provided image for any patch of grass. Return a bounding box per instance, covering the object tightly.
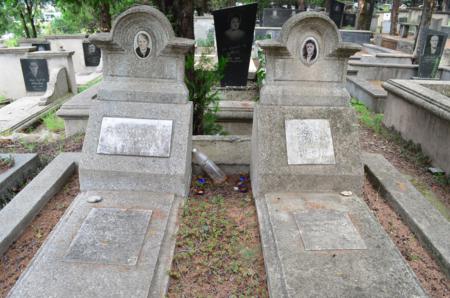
[351,98,432,167]
[0,155,15,170]
[409,178,450,221]
[41,112,65,133]
[77,76,102,93]
[0,95,6,104]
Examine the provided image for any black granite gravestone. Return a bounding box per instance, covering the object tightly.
[262,8,301,27]
[213,3,257,86]
[418,29,448,78]
[329,0,345,28]
[342,13,356,27]
[32,43,50,51]
[20,59,49,92]
[83,42,101,66]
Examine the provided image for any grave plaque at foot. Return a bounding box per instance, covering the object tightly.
[82,42,101,67]
[20,59,49,92]
[8,6,194,298]
[329,0,345,28]
[418,29,448,78]
[213,3,257,86]
[252,12,427,297]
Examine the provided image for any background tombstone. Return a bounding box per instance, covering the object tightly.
[262,8,301,27]
[213,3,257,86]
[31,42,51,51]
[82,42,101,67]
[20,58,49,92]
[418,29,448,78]
[329,0,345,28]
[342,13,356,27]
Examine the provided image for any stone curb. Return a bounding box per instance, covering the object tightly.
[0,152,81,256]
[0,153,39,202]
[363,152,450,278]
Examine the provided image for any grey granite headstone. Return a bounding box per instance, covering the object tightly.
[294,209,367,250]
[97,117,173,157]
[418,29,448,78]
[82,42,101,67]
[65,208,152,266]
[20,59,49,92]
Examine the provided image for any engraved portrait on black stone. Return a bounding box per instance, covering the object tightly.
[301,38,319,65]
[213,3,257,86]
[20,59,49,92]
[418,29,447,78]
[134,31,151,59]
[83,42,101,66]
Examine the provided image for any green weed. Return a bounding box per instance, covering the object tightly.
[42,112,65,132]
[77,76,102,93]
[351,98,384,134]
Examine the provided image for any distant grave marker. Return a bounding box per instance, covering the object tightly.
[262,8,300,27]
[82,42,101,66]
[213,3,257,86]
[329,0,345,28]
[20,58,49,92]
[32,42,50,51]
[418,29,448,78]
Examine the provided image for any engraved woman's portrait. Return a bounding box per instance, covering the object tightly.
[134,31,151,59]
[301,37,319,65]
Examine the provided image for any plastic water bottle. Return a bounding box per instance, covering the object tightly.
[192,148,227,184]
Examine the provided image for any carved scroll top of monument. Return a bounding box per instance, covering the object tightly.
[89,6,194,57]
[257,12,360,61]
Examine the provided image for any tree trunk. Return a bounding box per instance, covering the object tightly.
[413,0,435,60]
[18,9,31,38]
[99,2,111,32]
[357,0,375,30]
[443,0,449,11]
[324,0,331,12]
[298,0,306,11]
[227,0,235,7]
[174,0,194,39]
[24,0,37,37]
[390,0,400,35]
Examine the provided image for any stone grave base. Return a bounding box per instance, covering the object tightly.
[80,101,192,197]
[8,191,181,298]
[251,105,363,197]
[255,192,427,297]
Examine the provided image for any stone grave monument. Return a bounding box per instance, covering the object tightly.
[213,3,257,86]
[252,12,427,297]
[418,28,448,78]
[8,6,194,298]
[82,41,101,67]
[20,58,49,92]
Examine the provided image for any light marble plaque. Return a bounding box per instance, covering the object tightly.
[97,117,173,157]
[64,208,152,265]
[294,209,367,251]
[285,119,335,165]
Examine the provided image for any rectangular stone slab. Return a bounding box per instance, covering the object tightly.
[8,191,180,298]
[65,208,152,266]
[256,192,427,297]
[285,119,335,165]
[97,117,173,157]
[293,209,366,250]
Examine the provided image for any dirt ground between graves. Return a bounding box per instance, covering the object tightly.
[0,174,79,298]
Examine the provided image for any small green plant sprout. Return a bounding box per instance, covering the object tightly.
[0,155,15,171]
[350,98,384,134]
[42,111,65,133]
[256,48,266,90]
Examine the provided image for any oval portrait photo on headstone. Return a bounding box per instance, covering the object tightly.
[134,31,152,59]
[300,37,319,65]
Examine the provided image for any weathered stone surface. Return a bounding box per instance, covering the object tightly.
[251,105,363,197]
[294,209,367,250]
[80,101,192,197]
[8,191,181,298]
[256,192,427,297]
[257,12,360,106]
[65,208,152,266]
[285,119,336,165]
[97,117,173,157]
[89,5,194,104]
